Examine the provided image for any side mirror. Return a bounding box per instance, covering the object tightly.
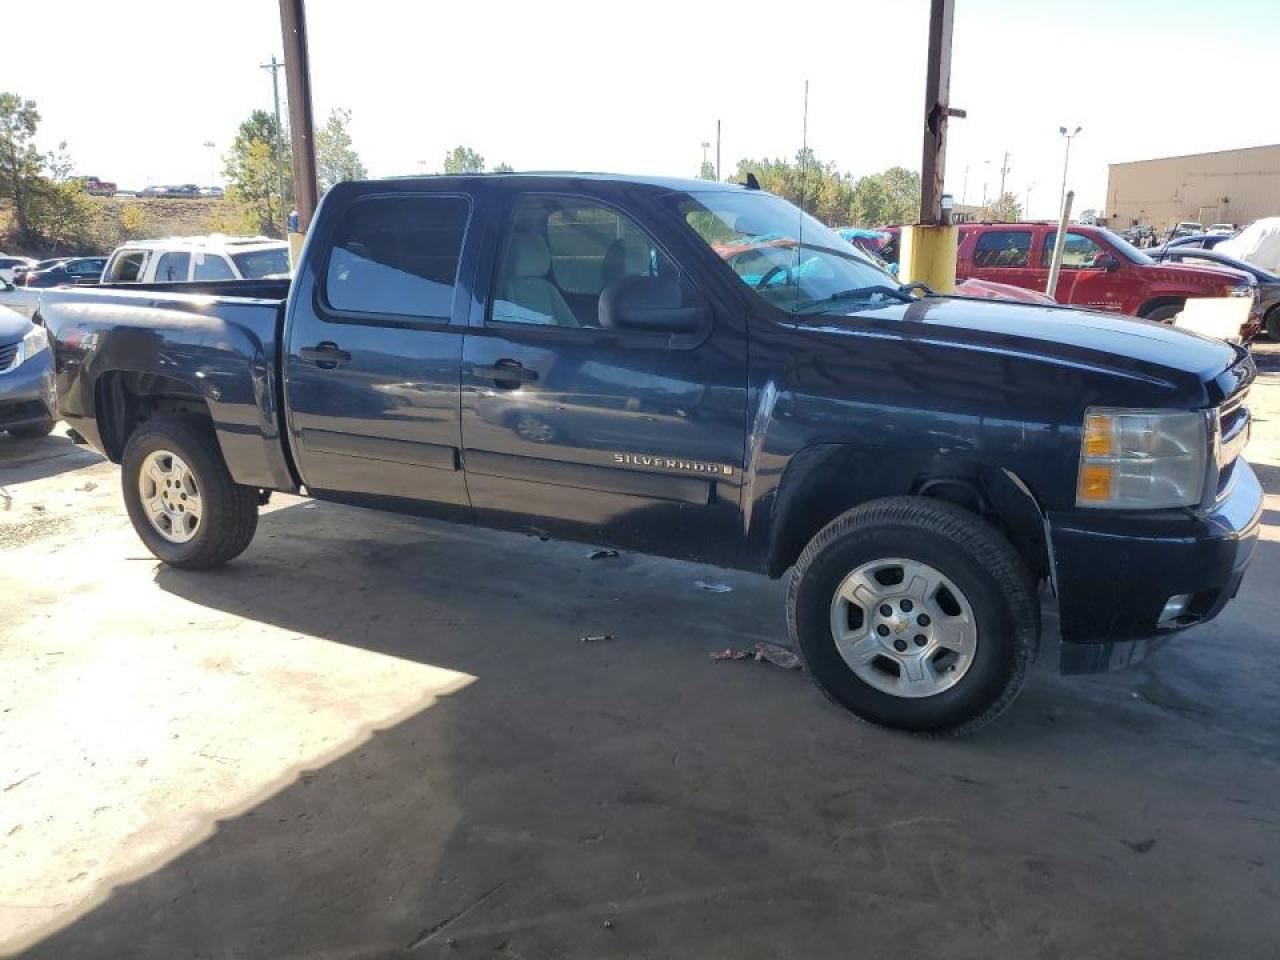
[0,279,12,292]
[1095,253,1120,272]
[599,275,705,334]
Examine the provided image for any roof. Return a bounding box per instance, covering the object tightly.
[377,171,747,193]
[118,235,287,251]
[1108,142,1280,168]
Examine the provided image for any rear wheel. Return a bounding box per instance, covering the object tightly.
[121,414,258,569]
[787,497,1039,735]
[1266,306,1280,341]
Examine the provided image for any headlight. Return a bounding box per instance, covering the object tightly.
[1227,281,1255,298]
[1076,407,1208,509]
[13,324,49,367]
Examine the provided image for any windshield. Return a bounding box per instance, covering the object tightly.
[231,247,291,278]
[673,191,898,313]
[1092,227,1154,265]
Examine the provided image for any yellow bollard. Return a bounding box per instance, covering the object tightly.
[898,224,958,293]
[287,232,306,269]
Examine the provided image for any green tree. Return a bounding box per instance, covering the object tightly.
[735,149,855,224]
[315,108,367,192]
[224,110,291,236]
[698,159,717,181]
[492,162,514,173]
[443,145,484,174]
[848,167,920,226]
[31,179,94,253]
[982,192,1022,223]
[0,93,44,242]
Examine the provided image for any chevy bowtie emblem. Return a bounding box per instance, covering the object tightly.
[613,453,734,477]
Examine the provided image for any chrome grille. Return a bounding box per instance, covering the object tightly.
[1215,385,1251,498]
[0,341,18,373]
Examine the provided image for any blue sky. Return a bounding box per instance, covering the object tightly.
[3,0,1276,220]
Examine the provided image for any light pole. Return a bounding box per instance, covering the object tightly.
[202,140,217,187]
[260,54,289,235]
[1058,125,1082,219]
[1025,182,1034,220]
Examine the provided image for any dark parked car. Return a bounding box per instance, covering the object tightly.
[1148,246,1280,340]
[0,304,56,438]
[38,173,1261,735]
[1149,233,1235,257]
[22,257,107,288]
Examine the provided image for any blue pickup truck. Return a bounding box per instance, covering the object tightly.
[37,174,1261,734]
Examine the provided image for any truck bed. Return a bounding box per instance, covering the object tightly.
[38,279,297,492]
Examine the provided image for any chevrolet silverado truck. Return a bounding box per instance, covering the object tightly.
[37,174,1261,734]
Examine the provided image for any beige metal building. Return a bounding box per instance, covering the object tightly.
[1105,143,1280,232]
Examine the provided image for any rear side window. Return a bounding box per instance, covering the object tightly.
[972,230,1031,268]
[107,251,148,282]
[325,195,469,320]
[154,252,190,282]
[193,253,236,281]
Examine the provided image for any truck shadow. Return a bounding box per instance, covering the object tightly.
[18,500,1280,959]
[0,429,105,484]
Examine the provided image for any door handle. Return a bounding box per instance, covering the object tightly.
[473,359,537,388]
[298,342,351,368]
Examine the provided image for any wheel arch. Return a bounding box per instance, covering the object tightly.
[766,443,1050,583]
[95,369,212,463]
[1137,295,1186,319]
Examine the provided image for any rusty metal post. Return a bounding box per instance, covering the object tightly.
[279,0,318,232]
[919,0,958,225]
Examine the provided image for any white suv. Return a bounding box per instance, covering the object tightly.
[102,235,290,284]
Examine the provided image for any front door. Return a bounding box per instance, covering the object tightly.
[283,187,475,518]
[1041,230,1128,312]
[965,228,1040,295]
[460,192,747,565]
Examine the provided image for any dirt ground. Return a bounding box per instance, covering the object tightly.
[2,345,1279,959]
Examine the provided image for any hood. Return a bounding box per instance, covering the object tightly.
[1143,261,1248,287]
[807,296,1240,384]
[0,304,32,342]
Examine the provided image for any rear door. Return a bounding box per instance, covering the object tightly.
[964,228,1040,293]
[459,189,747,564]
[282,184,477,518]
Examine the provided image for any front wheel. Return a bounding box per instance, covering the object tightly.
[787,497,1040,735]
[1266,306,1280,342]
[121,414,259,569]
[1144,302,1183,325]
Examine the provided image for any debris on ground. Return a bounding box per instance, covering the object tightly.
[578,634,616,643]
[30,504,45,513]
[710,642,802,670]
[303,503,318,509]
[587,548,619,560]
[78,481,97,492]
[694,580,733,593]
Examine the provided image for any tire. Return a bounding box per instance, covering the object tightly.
[1144,303,1182,325]
[121,414,258,569]
[1266,306,1280,342]
[787,497,1039,735]
[8,416,55,439]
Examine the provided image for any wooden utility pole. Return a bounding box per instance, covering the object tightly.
[919,0,961,224]
[279,0,318,232]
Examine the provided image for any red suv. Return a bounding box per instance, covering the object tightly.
[955,223,1258,334]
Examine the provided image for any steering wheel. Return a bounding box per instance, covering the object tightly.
[755,264,791,289]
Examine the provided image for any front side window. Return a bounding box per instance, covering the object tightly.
[193,253,236,281]
[972,231,1031,268]
[674,190,894,314]
[491,195,675,329]
[325,194,469,319]
[154,252,190,282]
[108,251,148,282]
[1042,232,1106,268]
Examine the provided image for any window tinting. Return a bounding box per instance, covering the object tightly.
[1042,232,1106,268]
[154,252,190,282]
[492,196,673,328]
[109,251,148,282]
[325,195,469,319]
[972,230,1031,268]
[193,253,235,281]
[232,248,290,279]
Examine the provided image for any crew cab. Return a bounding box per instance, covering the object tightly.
[956,222,1256,330]
[102,235,291,284]
[37,174,1261,735]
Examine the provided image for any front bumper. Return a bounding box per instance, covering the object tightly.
[0,344,56,431]
[1048,458,1263,674]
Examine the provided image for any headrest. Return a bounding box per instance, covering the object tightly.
[509,232,551,277]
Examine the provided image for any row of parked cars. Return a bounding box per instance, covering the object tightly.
[0,235,289,440]
[839,219,1280,342]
